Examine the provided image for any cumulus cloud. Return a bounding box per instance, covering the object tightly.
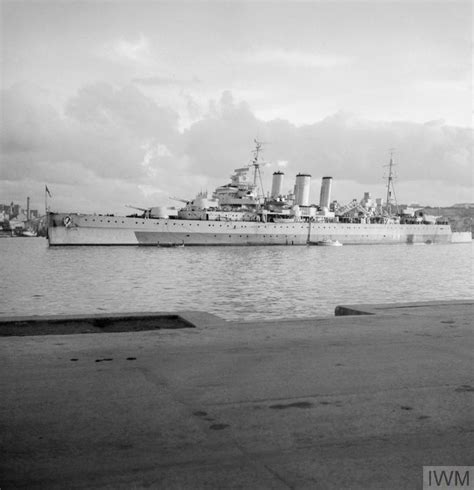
[65,83,178,138]
[302,113,473,186]
[1,84,471,212]
[1,82,183,210]
[182,100,472,204]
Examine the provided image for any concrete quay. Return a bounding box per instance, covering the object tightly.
[1,301,473,489]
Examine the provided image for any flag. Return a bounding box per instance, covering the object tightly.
[45,185,52,197]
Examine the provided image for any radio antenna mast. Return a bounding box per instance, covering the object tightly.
[384,149,398,216]
[252,139,266,200]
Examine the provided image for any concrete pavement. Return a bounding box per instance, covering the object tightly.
[1,301,473,488]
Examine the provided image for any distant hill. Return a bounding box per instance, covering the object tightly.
[421,206,474,232]
[452,203,474,208]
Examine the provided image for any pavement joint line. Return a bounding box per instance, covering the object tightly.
[260,462,295,489]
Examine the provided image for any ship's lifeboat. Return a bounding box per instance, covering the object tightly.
[308,239,343,247]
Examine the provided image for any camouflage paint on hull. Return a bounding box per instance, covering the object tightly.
[48,212,453,246]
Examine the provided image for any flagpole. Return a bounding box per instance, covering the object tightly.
[45,185,48,237]
[45,185,52,237]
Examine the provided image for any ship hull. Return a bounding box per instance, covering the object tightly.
[48,213,454,246]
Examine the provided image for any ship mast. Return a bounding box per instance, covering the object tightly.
[251,139,266,200]
[384,149,398,216]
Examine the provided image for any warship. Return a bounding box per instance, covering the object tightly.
[47,142,459,246]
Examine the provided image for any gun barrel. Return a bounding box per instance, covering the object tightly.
[125,205,148,212]
[170,196,188,204]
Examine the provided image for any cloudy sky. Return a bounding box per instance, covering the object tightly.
[1,1,472,213]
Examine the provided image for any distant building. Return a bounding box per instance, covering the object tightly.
[1,201,40,220]
[10,203,21,218]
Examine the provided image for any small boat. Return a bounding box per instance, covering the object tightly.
[309,239,343,247]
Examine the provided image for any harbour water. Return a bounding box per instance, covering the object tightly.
[1,238,472,321]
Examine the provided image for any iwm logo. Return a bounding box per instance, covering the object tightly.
[424,467,473,489]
